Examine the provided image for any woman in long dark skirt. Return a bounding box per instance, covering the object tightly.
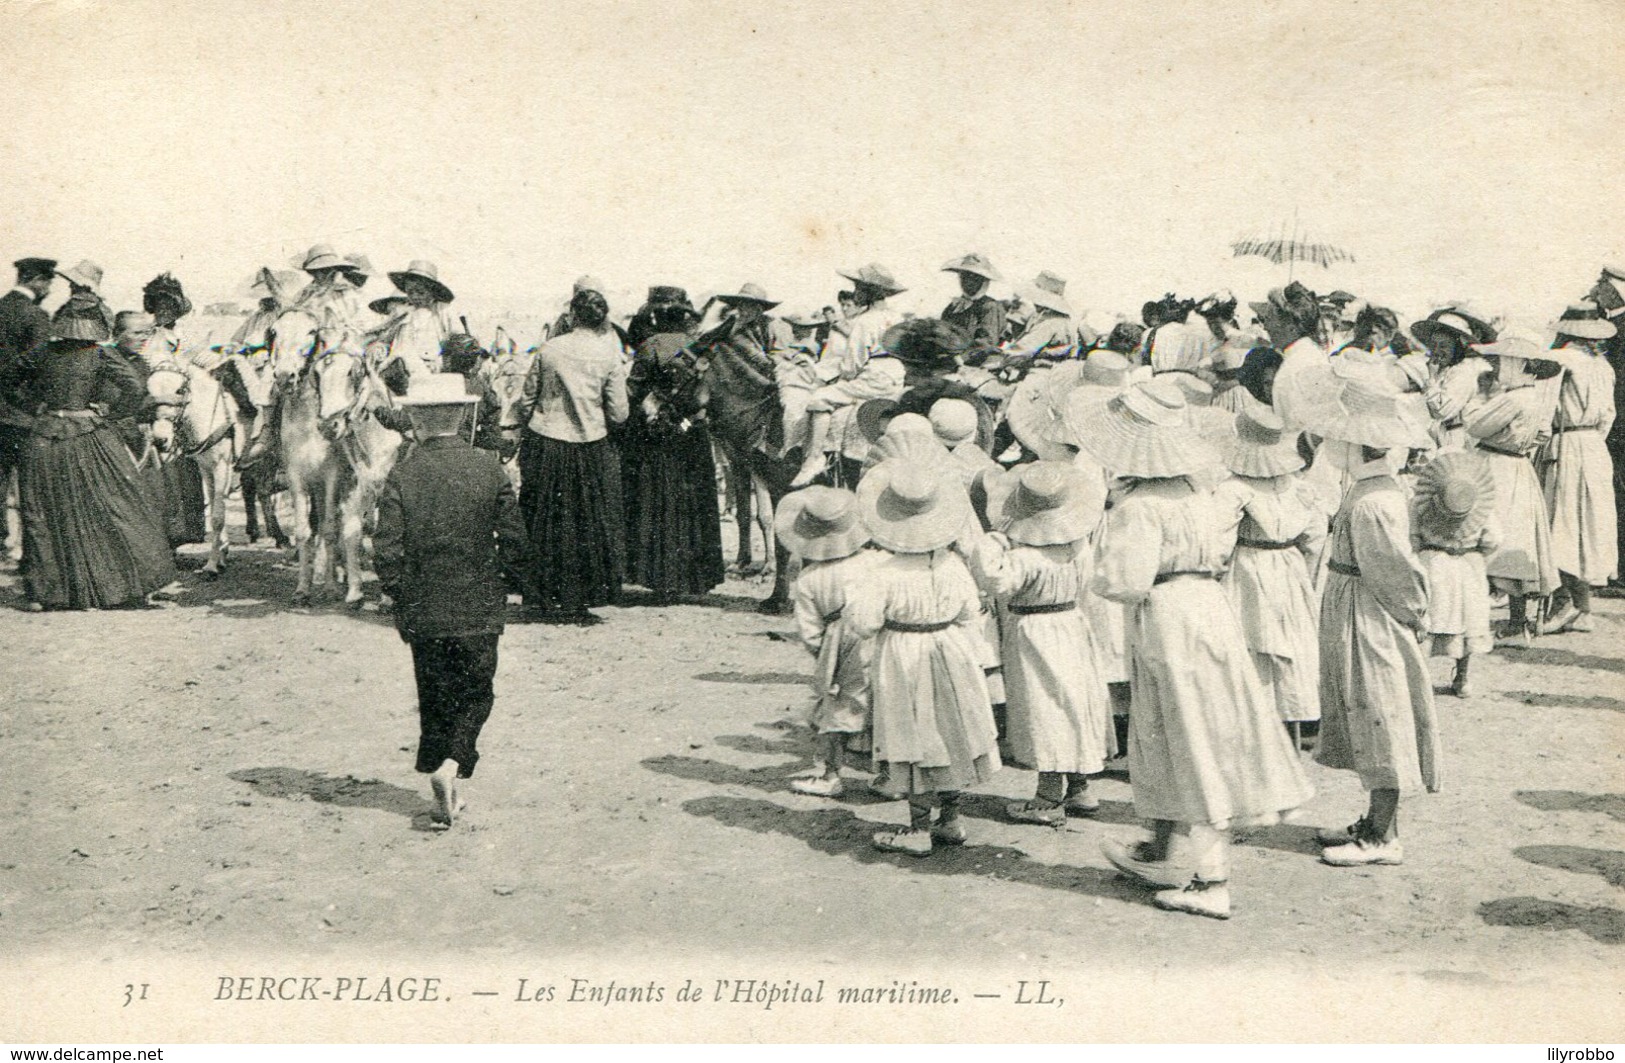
[3,312,174,610]
[622,290,724,601]
[517,284,630,624]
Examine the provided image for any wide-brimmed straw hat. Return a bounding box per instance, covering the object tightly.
[1065,377,1218,478]
[1413,450,1495,545]
[299,244,348,273]
[1025,283,1072,316]
[1221,406,1305,478]
[1005,365,1079,461]
[775,486,869,561]
[715,282,780,309]
[1548,302,1617,342]
[870,413,951,469]
[928,398,979,447]
[342,253,375,283]
[1470,324,1554,365]
[838,263,907,296]
[389,260,455,304]
[1307,369,1432,450]
[856,460,974,553]
[942,252,1001,282]
[856,397,902,444]
[1079,350,1132,387]
[1411,307,1497,350]
[57,259,103,292]
[398,372,480,406]
[986,460,1105,546]
[1149,320,1217,374]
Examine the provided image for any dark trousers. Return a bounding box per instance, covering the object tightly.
[410,633,500,778]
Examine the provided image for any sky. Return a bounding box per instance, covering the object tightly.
[2,0,1621,338]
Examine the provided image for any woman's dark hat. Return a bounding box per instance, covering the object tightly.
[1410,307,1497,350]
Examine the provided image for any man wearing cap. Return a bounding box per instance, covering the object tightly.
[0,258,57,558]
[791,265,909,487]
[374,372,527,829]
[940,253,1006,349]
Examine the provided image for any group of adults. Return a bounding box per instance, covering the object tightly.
[2,244,1621,639]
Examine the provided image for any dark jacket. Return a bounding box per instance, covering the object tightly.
[0,289,50,425]
[373,435,527,640]
[941,294,1006,349]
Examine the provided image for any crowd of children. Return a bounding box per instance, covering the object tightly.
[770,298,1618,920]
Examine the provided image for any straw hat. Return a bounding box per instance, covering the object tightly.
[838,263,907,296]
[928,398,979,447]
[1064,377,1218,478]
[1548,302,1617,342]
[1079,350,1132,388]
[774,486,869,561]
[942,252,1001,282]
[1470,324,1553,365]
[1413,451,1495,546]
[573,275,606,296]
[1221,407,1305,478]
[986,460,1106,546]
[398,372,480,406]
[857,460,974,553]
[1162,372,1214,407]
[57,259,103,292]
[1034,271,1067,297]
[369,295,407,316]
[856,397,902,444]
[1005,365,1078,461]
[870,413,950,468]
[1025,283,1072,316]
[781,309,823,329]
[1411,307,1497,350]
[389,260,455,304]
[299,244,348,273]
[715,282,780,309]
[1149,320,1217,374]
[1308,370,1432,450]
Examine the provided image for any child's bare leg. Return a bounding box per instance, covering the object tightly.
[790,410,832,487]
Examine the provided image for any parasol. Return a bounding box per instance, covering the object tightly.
[1232,213,1354,280]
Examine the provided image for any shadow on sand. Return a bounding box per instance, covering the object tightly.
[229,766,442,831]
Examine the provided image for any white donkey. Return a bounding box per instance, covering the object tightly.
[268,309,402,606]
[146,347,243,580]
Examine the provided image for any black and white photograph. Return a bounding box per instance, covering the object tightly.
[1,0,1621,1048]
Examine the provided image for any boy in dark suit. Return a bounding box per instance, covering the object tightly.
[374,373,527,828]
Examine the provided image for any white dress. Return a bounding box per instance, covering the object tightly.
[1214,474,1326,722]
[971,536,1113,774]
[1544,354,1618,585]
[1093,478,1314,827]
[845,550,1001,794]
[1468,385,1560,595]
[791,550,881,734]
